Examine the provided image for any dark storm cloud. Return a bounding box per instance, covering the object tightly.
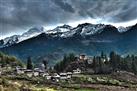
[0,0,137,38]
[51,0,75,13]
[69,0,137,22]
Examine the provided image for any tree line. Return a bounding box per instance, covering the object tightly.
[54,53,76,72]
[54,51,137,74]
[0,52,24,67]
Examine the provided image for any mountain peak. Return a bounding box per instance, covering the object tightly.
[57,24,72,29]
[77,23,92,28]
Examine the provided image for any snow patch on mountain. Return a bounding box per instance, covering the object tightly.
[3,35,19,45]
[80,24,105,36]
[46,24,72,34]
[19,27,44,42]
[118,26,127,32]
[1,27,44,47]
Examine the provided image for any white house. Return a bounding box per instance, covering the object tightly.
[33,70,39,77]
[42,73,49,77]
[79,54,88,61]
[73,68,81,74]
[24,70,33,77]
[52,73,60,82]
[16,67,26,75]
[60,73,67,80]
[46,75,51,80]
[67,72,72,79]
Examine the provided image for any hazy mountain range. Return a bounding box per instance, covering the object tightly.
[0,23,137,65]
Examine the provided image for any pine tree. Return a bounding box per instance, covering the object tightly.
[68,53,75,62]
[132,61,137,74]
[43,60,48,69]
[99,57,104,73]
[109,51,117,71]
[92,56,97,73]
[131,56,137,74]
[27,57,33,69]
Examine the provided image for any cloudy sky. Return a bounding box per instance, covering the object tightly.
[0,0,137,39]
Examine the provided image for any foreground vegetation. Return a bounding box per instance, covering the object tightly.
[0,72,137,91]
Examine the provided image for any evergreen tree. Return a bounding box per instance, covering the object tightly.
[101,51,105,58]
[109,51,117,71]
[27,57,33,69]
[68,53,75,62]
[131,56,137,74]
[43,60,48,69]
[92,56,97,72]
[132,61,137,74]
[99,57,104,73]
[116,54,121,70]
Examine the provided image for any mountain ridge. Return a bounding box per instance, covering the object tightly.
[0,23,129,48]
[0,23,137,65]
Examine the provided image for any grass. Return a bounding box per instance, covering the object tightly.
[74,88,96,91]
[1,73,137,91]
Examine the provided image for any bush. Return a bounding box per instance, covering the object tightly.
[1,78,10,86]
[107,79,121,85]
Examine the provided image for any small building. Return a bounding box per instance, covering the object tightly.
[24,70,33,77]
[87,57,93,64]
[33,70,39,77]
[52,73,60,82]
[42,72,49,77]
[46,75,51,80]
[60,73,67,80]
[73,68,81,74]
[67,72,72,79]
[39,71,46,77]
[33,68,44,77]
[16,67,26,75]
[79,54,87,61]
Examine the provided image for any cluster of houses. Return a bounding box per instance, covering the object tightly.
[13,54,92,81]
[0,54,109,81]
[15,66,81,81]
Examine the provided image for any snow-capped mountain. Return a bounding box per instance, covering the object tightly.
[0,27,44,47]
[66,23,106,37]
[19,27,44,42]
[0,23,136,65]
[2,35,19,46]
[46,23,107,38]
[0,23,136,48]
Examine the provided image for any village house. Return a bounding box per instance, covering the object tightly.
[39,71,46,77]
[87,56,93,64]
[73,68,81,74]
[51,73,60,82]
[79,54,88,61]
[24,70,33,77]
[16,66,26,75]
[46,75,51,80]
[39,71,49,77]
[60,73,67,80]
[66,72,72,79]
[33,70,39,77]
[33,68,44,77]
